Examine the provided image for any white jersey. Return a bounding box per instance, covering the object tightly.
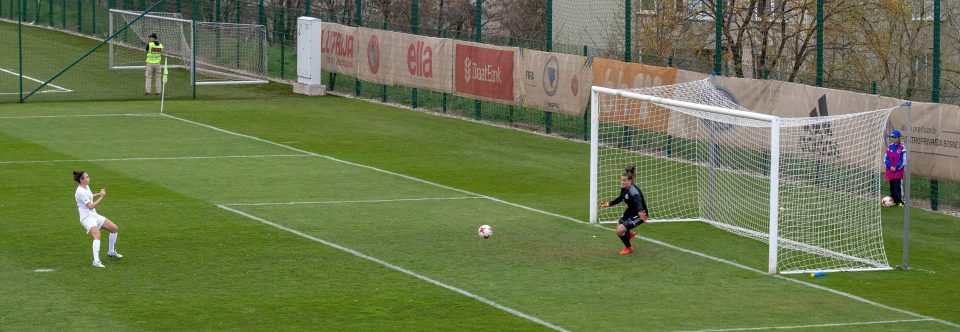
[75,185,97,221]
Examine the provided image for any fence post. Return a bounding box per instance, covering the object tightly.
[442,30,448,113]
[77,0,82,33]
[17,0,23,102]
[871,80,877,94]
[176,0,181,13]
[930,0,941,210]
[544,3,552,133]
[546,0,552,51]
[508,36,516,125]
[257,0,264,26]
[354,0,361,96]
[191,0,200,98]
[583,45,589,141]
[473,0,482,120]
[215,0,221,58]
[47,0,53,26]
[624,0,630,62]
[60,0,65,28]
[411,0,419,108]
[815,0,823,87]
[91,0,96,35]
[304,0,311,16]
[381,20,387,103]
[33,0,38,24]
[279,9,286,79]
[235,0,240,67]
[713,0,722,74]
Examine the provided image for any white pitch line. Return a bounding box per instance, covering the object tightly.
[162,112,960,329]
[0,154,308,164]
[672,318,936,332]
[0,113,159,119]
[0,91,72,96]
[222,196,484,206]
[217,205,568,332]
[0,67,73,93]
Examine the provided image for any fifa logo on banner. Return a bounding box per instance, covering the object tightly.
[407,41,433,78]
[800,95,839,157]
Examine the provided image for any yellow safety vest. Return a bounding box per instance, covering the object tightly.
[146,42,163,64]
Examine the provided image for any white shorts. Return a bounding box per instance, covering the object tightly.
[80,214,107,233]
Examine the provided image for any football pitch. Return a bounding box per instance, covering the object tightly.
[0,95,957,331]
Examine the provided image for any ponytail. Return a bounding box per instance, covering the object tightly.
[622,164,636,181]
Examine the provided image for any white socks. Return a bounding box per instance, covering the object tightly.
[108,233,118,253]
[92,240,101,262]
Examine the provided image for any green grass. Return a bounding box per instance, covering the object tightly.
[1,13,958,331]
[0,95,957,331]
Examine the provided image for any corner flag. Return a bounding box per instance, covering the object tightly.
[160,58,169,114]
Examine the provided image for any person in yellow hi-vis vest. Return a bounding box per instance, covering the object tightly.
[145,33,163,95]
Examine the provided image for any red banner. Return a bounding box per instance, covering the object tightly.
[454,42,516,103]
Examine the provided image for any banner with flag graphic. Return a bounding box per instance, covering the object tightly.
[518,49,592,116]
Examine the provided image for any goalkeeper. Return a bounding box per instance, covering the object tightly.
[145,33,163,95]
[599,164,649,255]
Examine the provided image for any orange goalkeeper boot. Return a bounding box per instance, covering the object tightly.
[619,246,634,255]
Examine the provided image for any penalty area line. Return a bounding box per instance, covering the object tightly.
[0,154,309,164]
[216,204,569,332]
[0,113,159,119]
[221,196,484,206]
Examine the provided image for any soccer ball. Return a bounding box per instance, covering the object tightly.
[477,225,493,239]
[881,196,895,207]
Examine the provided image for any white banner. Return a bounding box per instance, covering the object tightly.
[518,49,592,116]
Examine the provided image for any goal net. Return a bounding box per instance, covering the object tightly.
[589,79,892,274]
[108,9,268,85]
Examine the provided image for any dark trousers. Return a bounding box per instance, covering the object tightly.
[889,179,903,204]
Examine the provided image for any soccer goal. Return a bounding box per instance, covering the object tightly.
[108,9,268,85]
[589,79,893,275]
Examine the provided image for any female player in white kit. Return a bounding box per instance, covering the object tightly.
[73,170,122,268]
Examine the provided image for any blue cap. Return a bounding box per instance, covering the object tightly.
[890,130,901,138]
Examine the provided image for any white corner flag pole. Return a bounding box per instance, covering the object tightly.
[160,58,169,115]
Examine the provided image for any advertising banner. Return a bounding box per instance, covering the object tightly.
[518,49,592,116]
[453,41,518,103]
[319,22,359,76]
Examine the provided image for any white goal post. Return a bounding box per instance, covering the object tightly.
[108,9,268,85]
[589,80,894,275]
